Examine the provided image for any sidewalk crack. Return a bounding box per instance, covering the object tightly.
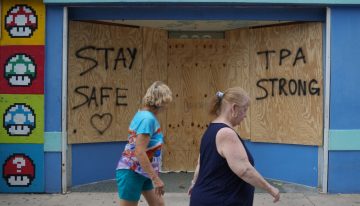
[304,194,316,206]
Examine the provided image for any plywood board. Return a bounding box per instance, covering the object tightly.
[141,27,168,141]
[164,35,250,171]
[224,29,251,138]
[141,27,168,90]
[67,21,142,143]
[250,22,323,145]
[164,40,197,171]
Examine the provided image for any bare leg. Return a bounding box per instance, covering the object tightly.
[119,199,138,206]
[142,189,165,206]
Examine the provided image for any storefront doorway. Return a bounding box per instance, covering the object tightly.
[65,5,325,191]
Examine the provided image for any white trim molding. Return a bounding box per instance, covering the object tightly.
[321,6,331,194]
[61,6,69,194]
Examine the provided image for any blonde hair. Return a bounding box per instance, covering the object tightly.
[209,87,250,116]
[143,81,173,108]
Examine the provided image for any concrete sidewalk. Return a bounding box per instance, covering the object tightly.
[1,173,360,206]
[1,192,360,206]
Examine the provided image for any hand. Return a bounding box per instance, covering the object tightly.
[188,180,196,196]
[270,186,280,203]
[153,176,165,197]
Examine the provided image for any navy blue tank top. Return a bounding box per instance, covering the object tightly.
[190,123,255,206]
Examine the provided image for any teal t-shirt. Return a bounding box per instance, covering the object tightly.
[116,110,163,178]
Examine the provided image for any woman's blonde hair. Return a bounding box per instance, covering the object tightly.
[143,81,173,108]
[209,87,250,116]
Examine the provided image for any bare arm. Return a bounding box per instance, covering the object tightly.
[135,134,164,196]
[216,128,280,203]
[188,155,200,195]
[193,155,200,183]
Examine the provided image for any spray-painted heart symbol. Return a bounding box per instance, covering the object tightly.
[90,113,113,135]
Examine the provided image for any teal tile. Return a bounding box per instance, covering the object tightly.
[44,132,62,152]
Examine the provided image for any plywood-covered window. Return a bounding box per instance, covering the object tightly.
[67,21,322,171]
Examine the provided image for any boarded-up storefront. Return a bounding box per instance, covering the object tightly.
[67,21,323,171]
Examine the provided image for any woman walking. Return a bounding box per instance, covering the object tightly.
[116,81,172,206]
[189,87,280,206]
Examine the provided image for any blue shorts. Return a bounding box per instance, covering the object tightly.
[116,169,154,201]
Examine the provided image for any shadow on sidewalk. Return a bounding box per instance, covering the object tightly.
[70,172,318,194]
